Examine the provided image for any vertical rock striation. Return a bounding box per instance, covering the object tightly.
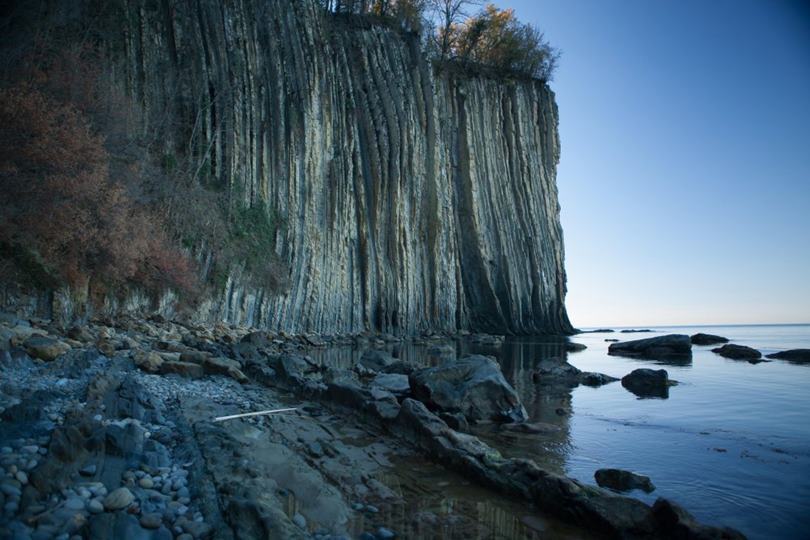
[18,0,574,335]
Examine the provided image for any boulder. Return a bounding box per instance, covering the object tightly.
[711,344,763,362]
[409,355,527,423]
[67,326,94,343]
[565,341,587,352]
[24,336,71,361]
[621,368,675,399]
[690,333,729,346]
[160,361,205,379]
[579,372,619,387]
[608,334,692,360]
[133,350,164,374]
[203,356,249,383]
[594,468,655,493]
[532,358,617,387]
[370,373,410,396]
[358,350,397,372]
[766,349,810,364]
[179,350,210,364]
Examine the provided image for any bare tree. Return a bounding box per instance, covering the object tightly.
[428,0,481,60]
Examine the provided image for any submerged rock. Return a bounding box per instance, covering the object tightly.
[765,349,810,364]
[711,344,763,362]
[594,468,655,493]
[608,334,692,360]
[690,333,729,346]
[621,368,675,399]
[532,358,617,387]
[409,355,527,423]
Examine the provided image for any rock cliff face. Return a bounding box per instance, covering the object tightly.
[11,0,573,335]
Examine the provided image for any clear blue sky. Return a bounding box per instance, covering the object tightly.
[496,0,810,327]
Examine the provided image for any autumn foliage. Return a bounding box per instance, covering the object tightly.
[0,60,196,298]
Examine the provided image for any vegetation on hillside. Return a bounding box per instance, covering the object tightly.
[0,45,288,303]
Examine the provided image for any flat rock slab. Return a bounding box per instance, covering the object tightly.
[609,334,692,361]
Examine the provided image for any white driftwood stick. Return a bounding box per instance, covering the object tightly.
[213,407,298,423]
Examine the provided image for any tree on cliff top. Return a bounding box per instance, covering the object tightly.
[322,0,558,81]
[446,4,559,81]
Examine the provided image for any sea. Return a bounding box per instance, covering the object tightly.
[311,324,810,539]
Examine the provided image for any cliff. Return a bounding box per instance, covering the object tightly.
[4,0,574,335]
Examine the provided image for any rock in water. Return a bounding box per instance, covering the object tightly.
[409,355,527,423]
[608,334,692,360]
[711,344,763,362]
[621,369,675,399]
[565,341,587,352]
[103,487,134,510]
[765,349,810,364]
[690,333,729,346]
[595,469,655,493]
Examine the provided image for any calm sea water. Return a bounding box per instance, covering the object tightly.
[312,324,810,539]
[477,325,810,540]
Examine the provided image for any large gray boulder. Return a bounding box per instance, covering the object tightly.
[608,334,692,360]
[409,355,527,423]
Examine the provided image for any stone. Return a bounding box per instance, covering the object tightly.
[103,487,134,510]
[80,464,97,476]
[532,357,616,387]
[621,369,675,399]
[159,361,205,379]
[24,336,71,361]
[608,334,692,360]
[179,351,210,364]
[140,512,163,529]
[409,355,527,423]
[370,373,410,396]
[376,527,396,539]
[358,350,397,372]
[134,351,164,374]
[202,356,249,383]
[711,344,763,361]
[292,512,307,529]
[88,499,104,513]
[565,341,587,352]
[138,477,154,489]
[690,333,729,346]
[65,497,86,511]
[595,468,655,493]
[67,326,94,342]
[766,349,810,364]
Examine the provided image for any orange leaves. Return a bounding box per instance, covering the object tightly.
[0,61,197,298]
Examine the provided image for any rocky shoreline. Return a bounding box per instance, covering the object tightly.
[1,315,746,539]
